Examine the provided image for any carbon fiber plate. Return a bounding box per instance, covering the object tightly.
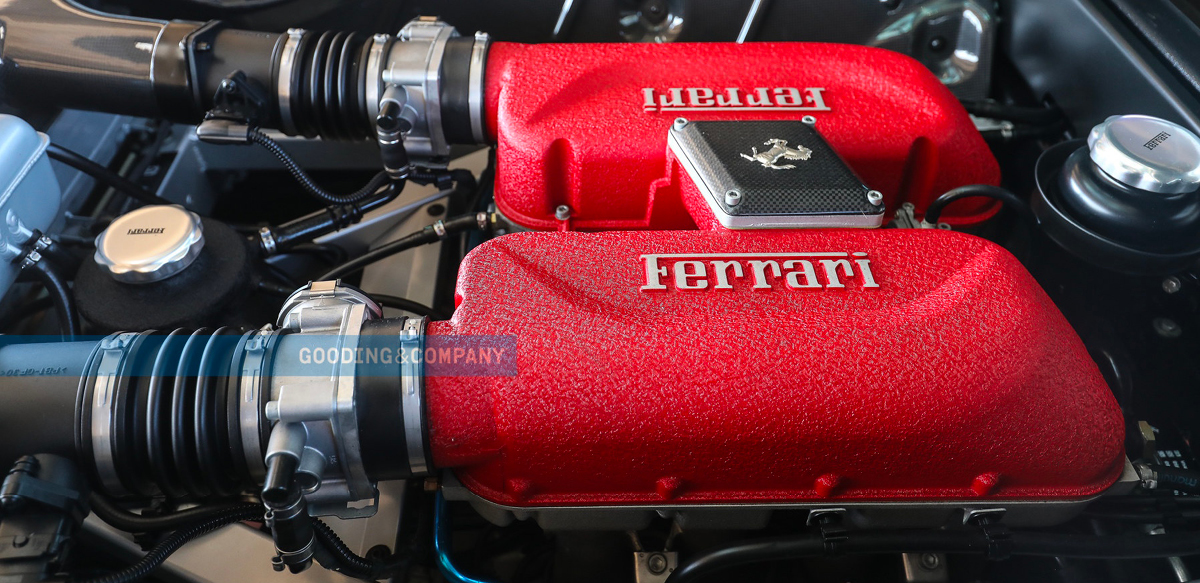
[668,120,884,228]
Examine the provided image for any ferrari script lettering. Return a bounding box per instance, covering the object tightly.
[642,87,830,112]
[640,252,878,291]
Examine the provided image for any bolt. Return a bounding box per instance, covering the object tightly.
[919,553,940,570]
[12,534,28,548]
[647,553,668,575]
[641,0,668,23]
[1163,276,1183,294]
[802,115,817,125]
[555,205,572,220]
[1153,317,1182,338]
[867,190,883,206]
[673,117,688,131]
[725,189,743,207]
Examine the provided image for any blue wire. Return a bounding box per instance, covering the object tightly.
[435,491,499,583]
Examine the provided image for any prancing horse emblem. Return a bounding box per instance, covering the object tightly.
[740,139,812,170]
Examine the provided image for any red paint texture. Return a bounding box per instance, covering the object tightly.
[485,42,1001,231]
[425,229,1125,507]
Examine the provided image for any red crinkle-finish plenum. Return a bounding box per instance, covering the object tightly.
[485,42,1001,231]
[426,229,1125,507]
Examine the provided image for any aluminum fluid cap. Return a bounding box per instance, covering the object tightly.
[1087,115,1200,194]
[95,205,205,283]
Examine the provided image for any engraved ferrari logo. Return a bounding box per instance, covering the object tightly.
[740,139,812,170]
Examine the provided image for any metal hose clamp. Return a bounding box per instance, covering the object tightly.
[89,333,141,495]
[276,28,306,136]
[365,33,392,125]
[467,31,491,143]
[239,327,277,482]
[400,317,429,475]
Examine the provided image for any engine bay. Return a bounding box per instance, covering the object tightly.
[1,1,1200,582]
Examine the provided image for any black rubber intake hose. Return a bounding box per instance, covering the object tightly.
[0,340,99,468]
[0,0,280,123]
[73,329,265,500]
[0,0,482,142]
[0,320,420,498]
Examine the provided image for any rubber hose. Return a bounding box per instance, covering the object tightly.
[46,144,170,206]
[25,258,80,340]
[70,505,263,583]
[319,214,484,281]
[923,184,1032,225]
[88,494,262,533]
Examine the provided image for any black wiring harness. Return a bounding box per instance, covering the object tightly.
[319,212,492,282]
[247,129,398,206]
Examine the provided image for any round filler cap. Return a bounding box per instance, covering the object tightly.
[1087,114,1200,194]
[95,205,205,284]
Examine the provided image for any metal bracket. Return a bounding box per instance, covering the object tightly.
[634,551,677,583]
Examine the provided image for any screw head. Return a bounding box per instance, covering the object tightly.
[919,553,940,570]
[1163,276,1183,294]
[725,189,743,206]
[802,115,817,125]
[555,205,572,220]
[1153,317,1182,338]
[867,190,884,206]
[673,117,689,131]
[647,553,668,575]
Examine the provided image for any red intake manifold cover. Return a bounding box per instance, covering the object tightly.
[486,42,1001,230]
[427,230,1125,507]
